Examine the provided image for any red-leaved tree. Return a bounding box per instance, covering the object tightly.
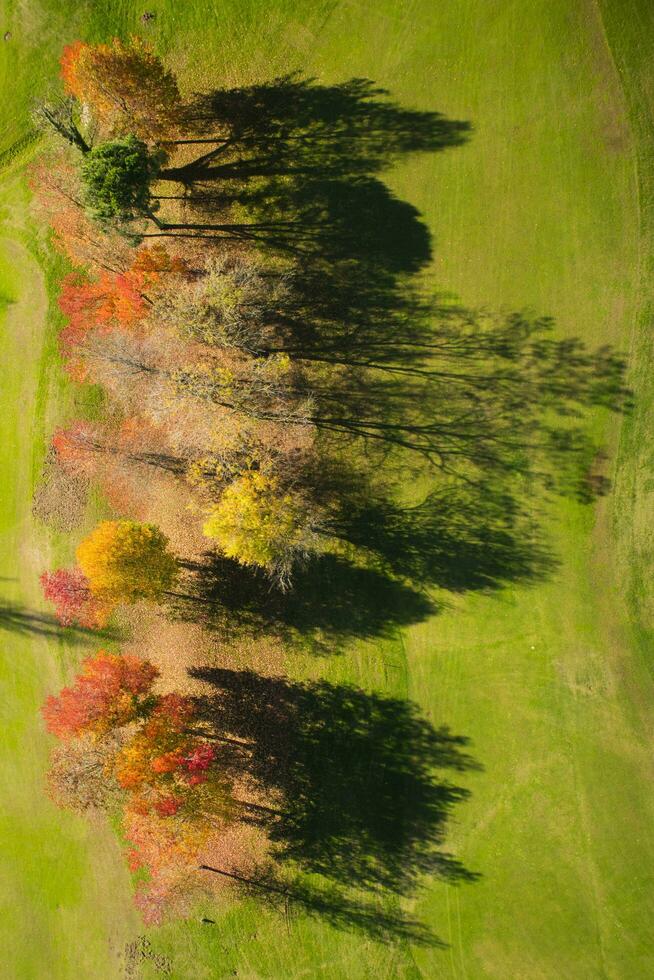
[42,650,159,739]
[112,692,233,822]
[40,568,110,629]
[57,247,187,376]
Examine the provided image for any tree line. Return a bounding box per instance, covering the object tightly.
[32,37,626,937]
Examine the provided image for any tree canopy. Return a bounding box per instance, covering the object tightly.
[81,136,160,222]
[61,36,182,139]
[76,520,178,603]
[42,650,159,739]
[40,568,110,629]
[203,472,320,585]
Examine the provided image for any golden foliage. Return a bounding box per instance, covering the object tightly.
[203,472,319,583]
[76,519,178,603]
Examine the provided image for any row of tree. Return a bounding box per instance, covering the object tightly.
[34,37,329,922]
[32,37,626,932]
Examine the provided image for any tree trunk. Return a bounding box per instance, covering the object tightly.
[235,799,282,817]
[199,865,287,895]
[158,136,241,180]
[162,589,215,605]
[167,137,232,145]
[201,733,254,749]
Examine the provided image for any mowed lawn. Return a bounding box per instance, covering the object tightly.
[1,1,653,978]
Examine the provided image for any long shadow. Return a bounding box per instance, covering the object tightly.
[77,73,626,503]
[146,216,628,491]
[168,481,557,640]
[0,601,119,645]
[169,553,436,648]
[329,482,558,591]
[166,175,433,273]
[177,75,472,182]
[191,668,480,901]
[200,863,442,946]
[271,296,628,478]
[148,76,462,271]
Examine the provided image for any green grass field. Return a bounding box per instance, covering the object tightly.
[2,1,654,976]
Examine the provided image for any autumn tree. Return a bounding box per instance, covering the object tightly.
[124,808,215,925]
[42,650,159,739]
[47,734,125,811]
[56,295,314,493]
[49,415,168,521]
[58,246,184,335]
[151,254,288,353]
[41,650,282,925]
[40,568,110,629]
[203,471,321,585]
[76,519,178,605]
[52,421,106,477]
[45,709,220,926]
[29,148,135,273]
[52,417,187,499]
[44,662,241,826]
[59,269,145,333]
[42,662,240,923]
[112,693,236,824]
[60,37,182,140]
[55,246,189,382]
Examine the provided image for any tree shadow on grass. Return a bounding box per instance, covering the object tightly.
[149,75,467,271]
[180,75,472,182]
[0,601,120,645]
[277,297,629,477]
[328,482,559,592]
[192,667,480,942]
[199,864,443,946]
[169,553,436,650]
[167,174,433,273]
[166,478,564,653]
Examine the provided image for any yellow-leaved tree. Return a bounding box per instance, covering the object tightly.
[76,520,178,604]
[202,472,319,587]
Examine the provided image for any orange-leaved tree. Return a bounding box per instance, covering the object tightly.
[59,246,185,334]
[59,269,146,335]
[60,36,182,140]
[56,246,187,377]
[76,519,178,604]
[44,666,235,822]
[42,650,159,739]
[113,692,235,823]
